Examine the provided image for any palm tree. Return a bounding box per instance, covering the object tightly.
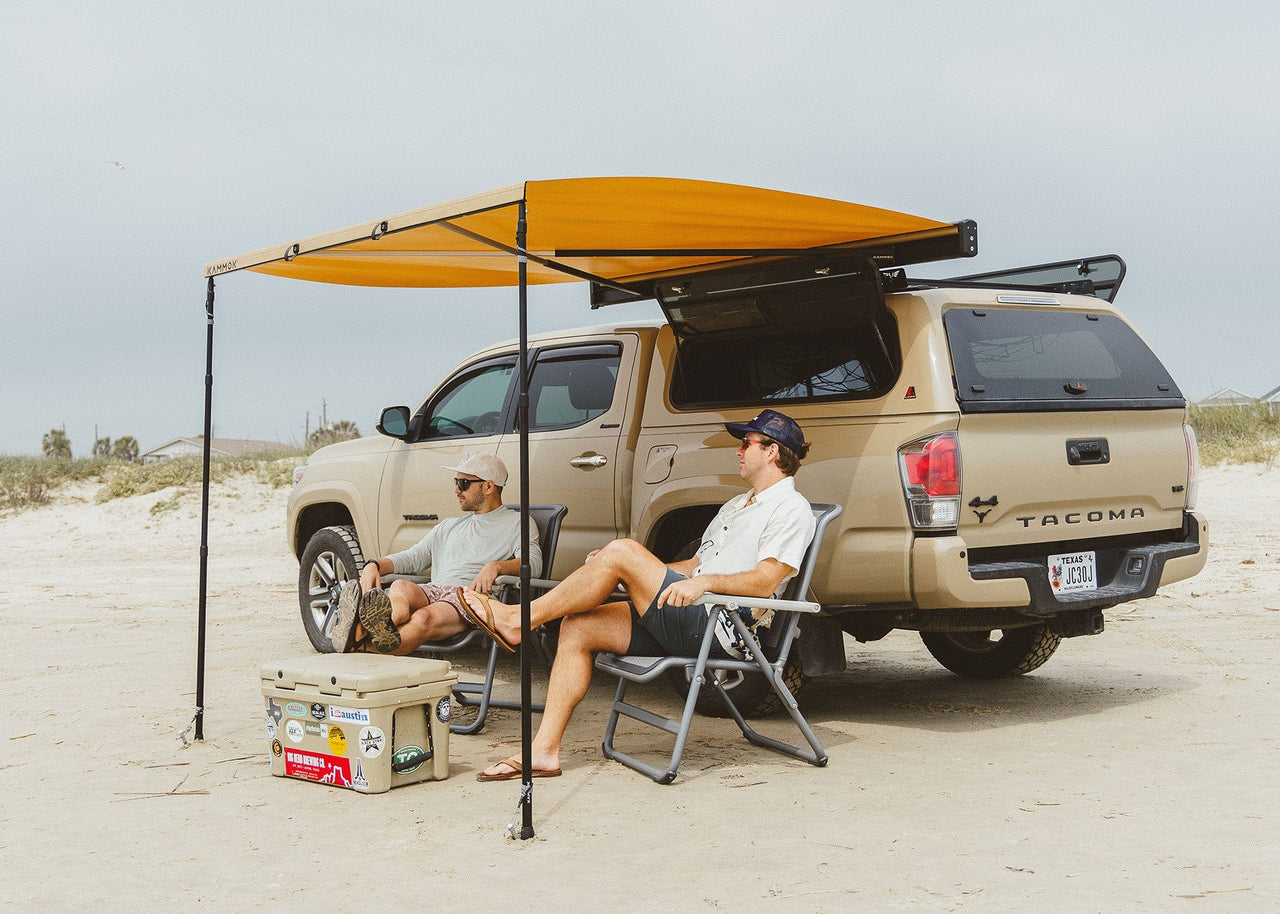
[93,436,112,457]
[306,420,360,451]
[42,428,72,460]
[112,436,139,462]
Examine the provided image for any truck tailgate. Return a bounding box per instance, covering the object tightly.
[957,409,1188,549]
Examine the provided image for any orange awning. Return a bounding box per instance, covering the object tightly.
[204,177,965,291]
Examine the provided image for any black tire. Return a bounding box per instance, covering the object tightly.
[664,659,807,718]
[920,624,1062,678]
[297,525,365,653]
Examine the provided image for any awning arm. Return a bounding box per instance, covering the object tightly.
[436,221,646,299]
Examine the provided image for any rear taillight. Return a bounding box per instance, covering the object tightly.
[898,432,961,530]
[1183,423,1200,510]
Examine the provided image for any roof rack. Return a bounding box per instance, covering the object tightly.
[896,254,1126,302]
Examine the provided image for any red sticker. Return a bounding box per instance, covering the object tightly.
[904,386,916,399]
[284,748,353,787]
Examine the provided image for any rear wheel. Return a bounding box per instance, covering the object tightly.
[298,525,365,652]
[664,660,807,718]
[920,624,1061,678]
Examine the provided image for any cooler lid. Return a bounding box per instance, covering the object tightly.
[261,654,453,695]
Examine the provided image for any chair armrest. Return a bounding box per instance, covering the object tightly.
[693,592,820,614]
[381,573,431,585]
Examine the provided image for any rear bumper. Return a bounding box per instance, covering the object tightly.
[911,510,1206,616]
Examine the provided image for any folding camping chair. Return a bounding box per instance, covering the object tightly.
[594,503,841,784]
[389,503,566,735]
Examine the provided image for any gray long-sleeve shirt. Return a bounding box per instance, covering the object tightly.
[385,508,541,586]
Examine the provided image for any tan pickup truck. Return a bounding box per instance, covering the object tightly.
[287,254,1206,710]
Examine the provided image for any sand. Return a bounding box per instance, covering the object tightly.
[1,464,1276,911]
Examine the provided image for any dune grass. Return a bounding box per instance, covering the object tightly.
[1189,404,1280,467]
[0,454,298,514]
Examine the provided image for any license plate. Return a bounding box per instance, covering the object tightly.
[1048,551,1097,594]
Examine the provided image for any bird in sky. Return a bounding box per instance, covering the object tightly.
[108,161,125,169]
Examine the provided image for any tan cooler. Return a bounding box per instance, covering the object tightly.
[261,654,457,793]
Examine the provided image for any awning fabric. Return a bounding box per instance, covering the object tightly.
[204,177,954,290]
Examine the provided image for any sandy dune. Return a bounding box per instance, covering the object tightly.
[1,464,1276,911]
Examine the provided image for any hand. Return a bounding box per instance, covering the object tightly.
[360,563,381,592]
[470,561,501,594]
[657,576,709,608]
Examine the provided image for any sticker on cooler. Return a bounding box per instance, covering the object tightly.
[284,748,353,787]
[1049,551,1097,594]
[329,705,371,724]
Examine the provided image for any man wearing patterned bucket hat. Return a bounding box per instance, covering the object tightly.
[461,409,815,781]
[329,452,541,655]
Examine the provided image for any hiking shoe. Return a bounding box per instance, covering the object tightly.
[359,587,401,654]
[330,581,362,653]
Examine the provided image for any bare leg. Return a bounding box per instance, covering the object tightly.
[479,601,632,778]
[391,602,469,655]
[466,539,670,646]
[387,579,432,627]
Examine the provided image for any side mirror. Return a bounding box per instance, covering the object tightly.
[377,406,412,440]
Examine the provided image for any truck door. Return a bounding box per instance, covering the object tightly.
[377,355,515,556]
[496,342,628,575]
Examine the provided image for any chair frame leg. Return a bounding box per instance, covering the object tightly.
[449,640,545,735]
[599,611,828,781]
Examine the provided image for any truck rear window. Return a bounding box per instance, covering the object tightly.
[944,308,1183,412]
[669,315,900,408]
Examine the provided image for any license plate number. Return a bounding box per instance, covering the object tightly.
[1048,551,1097,594]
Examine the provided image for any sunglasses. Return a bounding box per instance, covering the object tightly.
[454,477,485,491]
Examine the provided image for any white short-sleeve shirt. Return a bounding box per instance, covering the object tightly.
[692,476,816,596]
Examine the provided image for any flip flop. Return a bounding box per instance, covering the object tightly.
[329,581,362,653]
[358,587,401,654]
[456,588,516,653]
[476,756,562,782]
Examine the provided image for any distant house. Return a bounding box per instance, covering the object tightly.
[1261,385,1280,413]
[140,436,299,463]
[1197,388,1257,408]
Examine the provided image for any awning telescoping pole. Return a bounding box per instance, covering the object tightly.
[516,200,535,839]
[195,277,215,741]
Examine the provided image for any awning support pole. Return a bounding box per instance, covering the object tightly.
[195,277,215,741]
[516,200,535,839]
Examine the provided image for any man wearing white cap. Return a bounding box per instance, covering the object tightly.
[330,452,541,655]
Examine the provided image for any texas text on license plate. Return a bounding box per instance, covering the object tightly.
[1048,550,1097,594]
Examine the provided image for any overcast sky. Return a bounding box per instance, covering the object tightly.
[2,2,1277,456]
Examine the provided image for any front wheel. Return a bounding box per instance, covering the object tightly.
[920,625,1061,678]
[297,525,365,652]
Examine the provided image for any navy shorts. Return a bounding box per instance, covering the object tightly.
[627,567,729,658]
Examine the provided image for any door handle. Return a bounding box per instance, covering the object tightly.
[570,455,608,468]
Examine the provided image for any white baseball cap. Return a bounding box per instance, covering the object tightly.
[442,452,508,486]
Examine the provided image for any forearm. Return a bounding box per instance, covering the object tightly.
[491,557,522,577]
[690,568,779,600]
